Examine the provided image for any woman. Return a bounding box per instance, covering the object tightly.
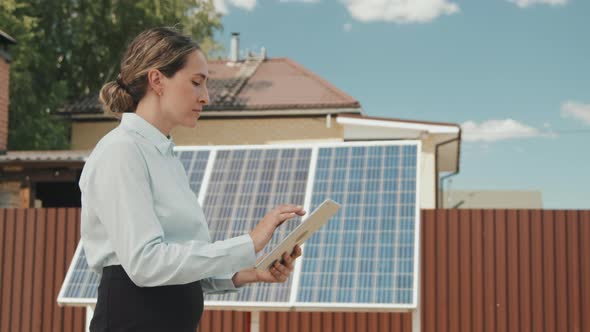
[80,27,305,332]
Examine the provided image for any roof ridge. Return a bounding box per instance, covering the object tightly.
[215,58,264,103]
[226,58,264,101]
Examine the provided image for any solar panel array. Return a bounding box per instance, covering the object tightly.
[59,142,420,310]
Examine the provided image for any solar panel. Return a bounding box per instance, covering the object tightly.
[59,142,421,311]
[59,244,100,304]
[296,144,419,306]
[203,148,311,303]
[176,150,210,194]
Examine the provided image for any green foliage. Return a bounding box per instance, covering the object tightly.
[1,0,223,150]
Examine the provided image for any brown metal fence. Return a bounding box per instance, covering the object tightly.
[418,209,590,332]
[1,208,589,332]
[259,312,412,332]
[0,208,84,332]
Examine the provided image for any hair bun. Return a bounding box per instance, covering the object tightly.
[99,80,136,117]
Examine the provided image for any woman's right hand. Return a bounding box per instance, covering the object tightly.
[249,204,306,253]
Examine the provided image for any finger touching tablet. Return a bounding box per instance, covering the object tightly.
[255,199,341,272]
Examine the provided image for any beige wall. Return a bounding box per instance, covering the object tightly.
[71,121,118,150]
[0,182,19,208]
[172,117,343,146]
[71,117,342,149]
[420,139,437,209]
[70,116,438,208]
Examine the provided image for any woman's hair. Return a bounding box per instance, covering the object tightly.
[99,27,201,117]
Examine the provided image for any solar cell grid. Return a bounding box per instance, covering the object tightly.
[204,148,311,303]
[297,144,418,305]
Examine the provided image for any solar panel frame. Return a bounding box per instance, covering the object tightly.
[178,141,422,311]
[58,141,421,312]
[178,145,312,309]
[200,147,311,305]
[57,243,98,306]
[289,146,318,304]
[292,141,422,311]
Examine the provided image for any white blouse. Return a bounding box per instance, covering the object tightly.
[79,113,256,294]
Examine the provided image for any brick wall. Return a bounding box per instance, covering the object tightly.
[0,57,9,153]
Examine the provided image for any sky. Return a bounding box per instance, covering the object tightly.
[210,0,589,209]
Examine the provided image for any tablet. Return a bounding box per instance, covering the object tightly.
[255,199,341,271]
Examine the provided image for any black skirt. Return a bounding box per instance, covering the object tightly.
[90,265,204,332]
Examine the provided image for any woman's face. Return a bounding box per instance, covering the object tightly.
[160,50,210,129]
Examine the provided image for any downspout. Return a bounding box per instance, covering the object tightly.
[434,127,462,208]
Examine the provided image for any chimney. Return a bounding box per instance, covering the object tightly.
[230,32,240,62]
[0,30,16,155]
[261,47,267,60]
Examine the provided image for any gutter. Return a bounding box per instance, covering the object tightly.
[434,128,462,209]
[57,107,364,121]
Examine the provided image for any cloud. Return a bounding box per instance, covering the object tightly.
[279,0,320,3]
[461,119,550,142]
[343,23,353,32]
[213,0,256,14]
[343,0,460,24]
[561,101,590,126]
[507,0,567,8]
[213,0,320,15]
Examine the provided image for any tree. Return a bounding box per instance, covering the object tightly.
[1,0,223,150]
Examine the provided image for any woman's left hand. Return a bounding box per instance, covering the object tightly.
[232,245,302,287]
[256,245,302,283]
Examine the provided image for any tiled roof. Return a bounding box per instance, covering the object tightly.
[0,150,90,163]
[59,57,361,116]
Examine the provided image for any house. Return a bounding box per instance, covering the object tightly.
[0,29,86,208]
[1,32,460,332]
[442,190,543,209]
[0,29,22,207]
[0,29,15,155]
[0,33,461,210]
